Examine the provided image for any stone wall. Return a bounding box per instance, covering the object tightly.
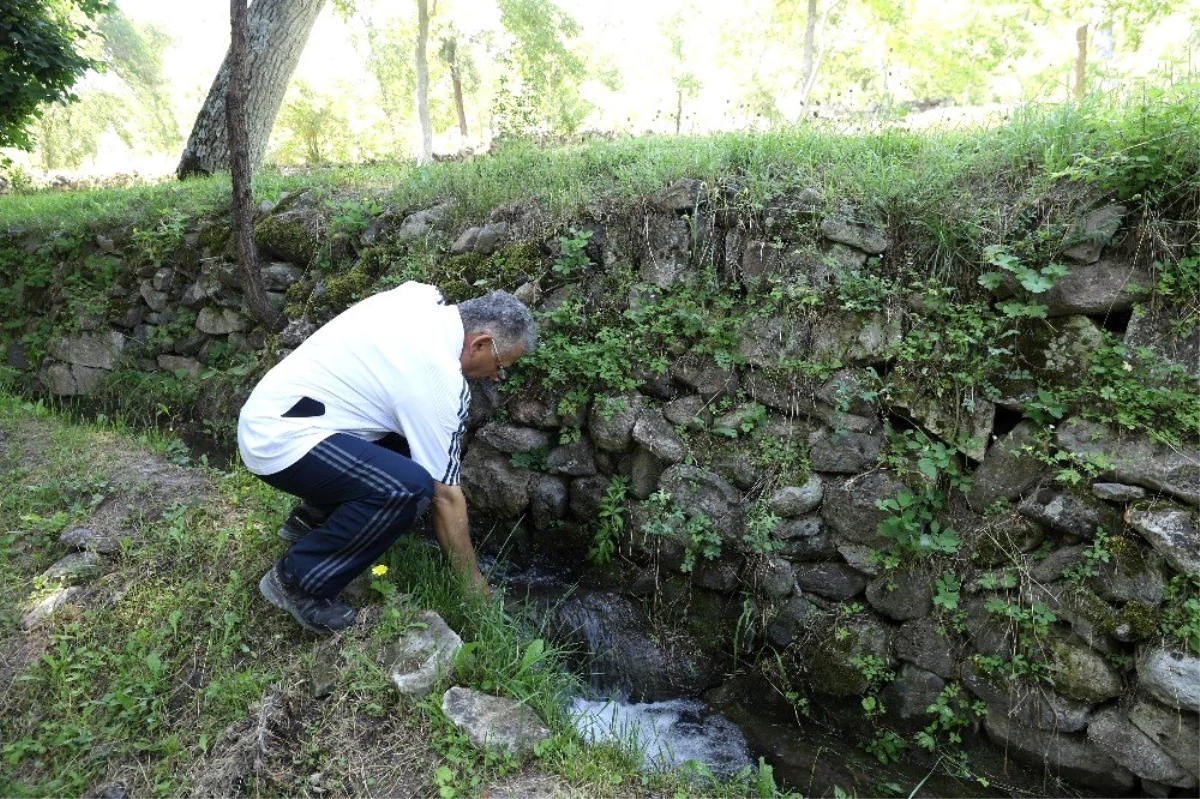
[5,180,1198,795]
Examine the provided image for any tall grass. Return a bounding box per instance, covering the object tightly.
[2,78,1195,238]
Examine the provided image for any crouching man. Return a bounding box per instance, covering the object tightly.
[237,282,535,634]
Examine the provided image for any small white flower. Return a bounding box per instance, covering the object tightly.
[1122,362,1133,372]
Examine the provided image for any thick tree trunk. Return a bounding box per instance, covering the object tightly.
[416,0,433,164]
[178,0,326,179]
[228,0,286,333]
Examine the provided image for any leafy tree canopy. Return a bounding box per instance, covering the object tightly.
[0,0,114,152]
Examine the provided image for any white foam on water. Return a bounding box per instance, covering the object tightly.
[569,697,752,777]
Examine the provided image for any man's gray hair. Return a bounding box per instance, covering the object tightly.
[458,291,537,354]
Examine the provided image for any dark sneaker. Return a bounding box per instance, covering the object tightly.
[259,563,356,635]
[278,502,330,544]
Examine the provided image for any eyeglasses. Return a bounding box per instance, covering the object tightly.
[488,339,508,381]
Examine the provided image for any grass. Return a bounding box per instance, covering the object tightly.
[3,79,1195,240]
[0,390,787,799]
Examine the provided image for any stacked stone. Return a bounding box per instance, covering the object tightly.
[13,179,1198,795]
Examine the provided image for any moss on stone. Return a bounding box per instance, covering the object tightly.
[255,211,322,266]
[1114,600,1160,640]
[196,222,230,255]
[320,267,376,313]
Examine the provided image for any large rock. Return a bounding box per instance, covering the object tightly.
[569,475,610,521]
[588,394,643,452]
[256,203,323,263]
[261,262,304,291]
[632,410,686,464]
[158,354,201,378]
[895,617,956,679]
[629,448,666,500]
[1094,539,1166,606]
[475,423,551,454]
[766,594,816,647]
[21,586,83,631]
[1046,633,1123,703]
[1018,487,1122,539]
[529,476,568,530]
[46,330,126,369]
[819,217,887,254]
[1137,647,1200,713]
[1088,706,1197,788]
[40,552,104,586]
[808,429,883,474]
[791,562,867,600]
[1044,259,1152,317]
[1061,204,1126,264]
[670,354,739,398]
[547,441,597,477]
[982,714,1136,794]
[880,664,946,724]
[773,515,836,561]
[196,307,247,336]
[641,214,692,287]
[59,526,120,555]
[1125,506,1200,575]
[1128,696,1200,780]
[736,316,808,368]
[865,571,932,622]
[964,662,1092,733]
[805,616,893,697]
[755,556,795,600]
[767,476,824,518]
[822,472,908,548]
[396,204,452,240]
[809,311,901,364]
[1057,420,1199,507]
[42,363,107,396]
[387,611,463,696]
[658,465,744,544]
[1125,302,1200,378]
[441,687,551,757]
[887,377,994,461]
[652,178,705,211]
[967,422,1047,511]
[460,447,535,518]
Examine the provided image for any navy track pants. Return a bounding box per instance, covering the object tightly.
[257,433,434,599]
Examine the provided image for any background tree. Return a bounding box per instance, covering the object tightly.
[0,0,113,153]
[227,0,285,333]
[493,0,590,136]
[415,0,433,164]
[177,0,326,178]
[439,30,469,138]
[662,9,702,134]
[271,79,352,164]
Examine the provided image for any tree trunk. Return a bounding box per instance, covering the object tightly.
[415,0,433,164]
[675,88,683,134]
[178,0,326,179]
[228,0,286,333]
[801,0,817,90]
[1073,23,1088,101]
[441,37,469,138]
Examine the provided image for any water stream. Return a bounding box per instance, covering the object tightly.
[488,555,1066,799]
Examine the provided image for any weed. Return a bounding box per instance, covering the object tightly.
[588,475,630,565]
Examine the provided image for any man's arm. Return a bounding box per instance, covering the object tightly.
[430,481,490,595]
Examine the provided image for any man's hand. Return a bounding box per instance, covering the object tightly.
[430,481,492,597]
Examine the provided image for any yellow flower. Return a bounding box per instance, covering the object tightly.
[371,564,388,577]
